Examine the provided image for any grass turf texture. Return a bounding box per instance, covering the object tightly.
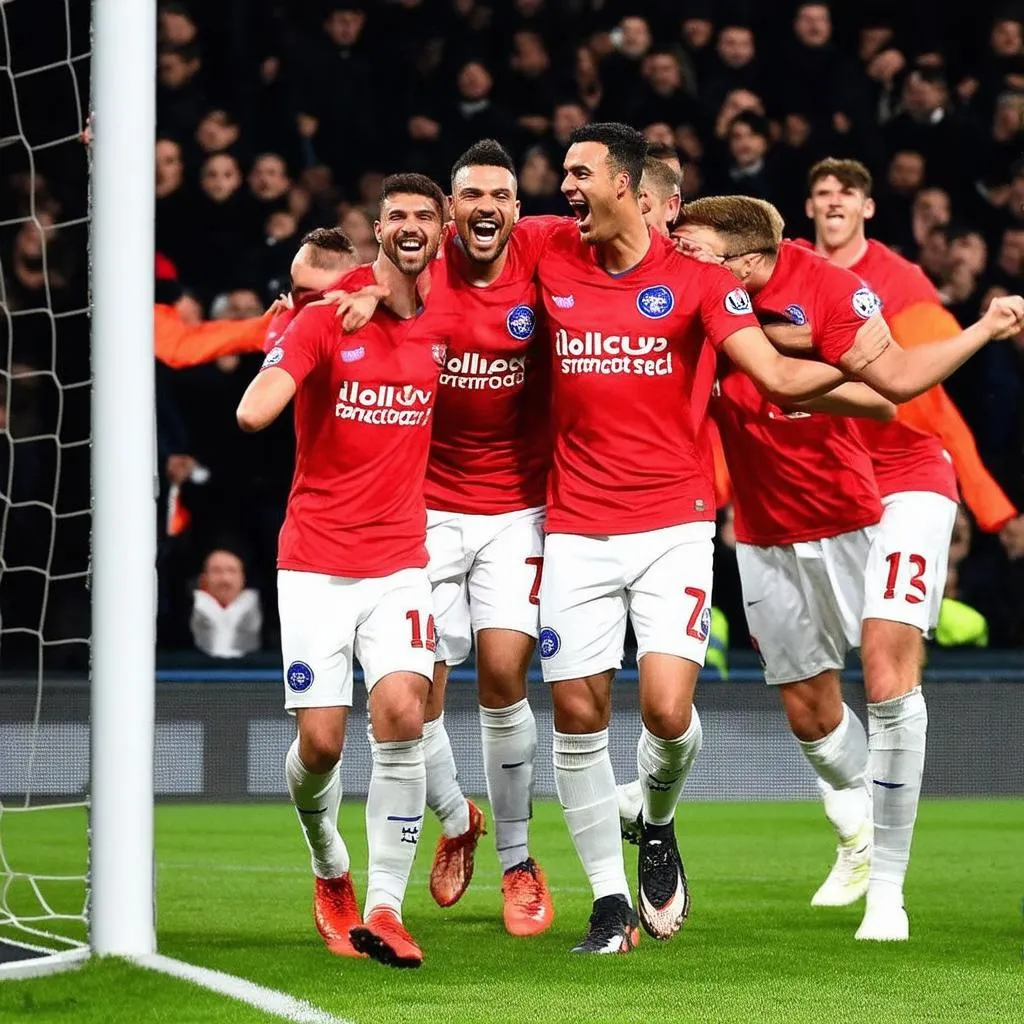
[0,799,1020,1023]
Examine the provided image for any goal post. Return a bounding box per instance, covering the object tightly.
[89,0,157,957]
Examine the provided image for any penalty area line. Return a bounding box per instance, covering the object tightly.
[134,953,354,1024]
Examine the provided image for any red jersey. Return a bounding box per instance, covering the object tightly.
[845,240,959,503]
[715,240,882,546]
[538,225,760,535]
[266,264,449,578]
[424,218,559,513]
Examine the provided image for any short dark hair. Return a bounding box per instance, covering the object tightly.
[729,111,770,140]
[567,122,647,195]
[808,157,873,197]
[451,139,516,188]
[647,142,680,163]
[380,172,445,214]
[300,227,355,261]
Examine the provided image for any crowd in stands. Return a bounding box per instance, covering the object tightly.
[2,0,1024,667]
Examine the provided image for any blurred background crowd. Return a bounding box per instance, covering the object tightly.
[2,0,1024,668]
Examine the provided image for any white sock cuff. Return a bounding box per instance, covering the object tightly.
[285,738,339,785]
[640,708,702,756]
[479,698,532,728]
[553,728,608,759]
[374,737,425,770]
[868,686,926,722]
[798,703,852,758]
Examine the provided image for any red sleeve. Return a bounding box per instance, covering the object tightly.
[264,308,297,353]
[516,215,572,271]
[263,307,330,385]
[697,264,761,348]
[816,271,880,366]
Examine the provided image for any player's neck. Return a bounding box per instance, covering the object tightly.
[744,253,778,294]
[457,239,509,287]
[816,233,868,269]
[594,212,651,275]
[372,254,421,318]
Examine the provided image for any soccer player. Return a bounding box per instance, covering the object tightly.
[538,123,858,954]
[674,195,1024,941]
[638,156,681,236]
[235,174,451,969]
[413,140,556,935]
[804,158,1024,939]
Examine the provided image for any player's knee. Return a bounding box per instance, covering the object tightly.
[640,701,692,740]
[298,724,343,773]
[477,665,527,709]
[551,679,609,733]
[371,692,427,742]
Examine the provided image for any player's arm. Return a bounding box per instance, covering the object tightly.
[236,368,296,432]
[236,308,325,431]
[790,383,896,421]
[836,296,1024,402]
[310,284,391,333]
[719,327,847,402]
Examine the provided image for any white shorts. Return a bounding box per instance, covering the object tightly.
[539,522,715,683]
[863,491,958,634]
[277,567,435,710]
[426,506,544,666]
[737,526,875,686]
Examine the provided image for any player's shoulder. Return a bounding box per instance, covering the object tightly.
[334,262,377,290]
[535,218,586,261]
[860,240,941,307]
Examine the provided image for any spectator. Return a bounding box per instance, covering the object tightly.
[518,148,562,216]
[339,208,378,264]
[189,547,262,659]
[629,50,703,145]
[572,45,604,117]
[504,31,558,138]
[600,15,653,120]
[157,42,206,143]
[702,24,762,119]
[712,112,779,203]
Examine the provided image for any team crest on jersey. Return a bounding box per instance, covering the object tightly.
[340,346,365,363]
[724,288,753,315]
[553,294,575,309]
[698,606,712,642]
[262,346,284,368]
[431,342,448,366]
[852,287,882,319]
[506,304,536,341]
[286,661,314,693]
[784,304,807,326]
[636,285,674,319]
[538,627,560,659]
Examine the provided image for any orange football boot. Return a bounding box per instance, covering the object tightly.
[314,874,366,958]
[429,800,487,907]
[349,907,423,968]
[501,857,554,937]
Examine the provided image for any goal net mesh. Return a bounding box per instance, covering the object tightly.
[0,0,92,955]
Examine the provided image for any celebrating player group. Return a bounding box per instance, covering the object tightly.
[236,123,1024,969]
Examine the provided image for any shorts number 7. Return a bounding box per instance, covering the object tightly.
[685,586,707,640]
[525,556,543,607]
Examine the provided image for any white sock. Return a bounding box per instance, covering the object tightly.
[285,738,350,879]
[365,737,426,917]
[867,687,928,904]
[797,704,871,842]
[480,700,536,871]
[617,778,643,823]
[553,729,630,904]
[422,714,470,838]
[637,709,702,826]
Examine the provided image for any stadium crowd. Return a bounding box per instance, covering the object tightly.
[2,0,1024,667]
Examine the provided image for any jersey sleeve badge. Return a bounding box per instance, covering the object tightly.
[724,288,753,315]
[852,287,882,319]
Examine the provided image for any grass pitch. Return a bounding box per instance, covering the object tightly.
[0,799,1021,1023]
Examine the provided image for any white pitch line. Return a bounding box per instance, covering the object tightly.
[135,953,353,1024]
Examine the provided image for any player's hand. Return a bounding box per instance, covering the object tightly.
[1000,515,1024,560]
[267,293,292,317]
[979,294,1024,340]
[672,235,721,264]
[312,285,390,333]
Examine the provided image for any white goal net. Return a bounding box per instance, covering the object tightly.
[0,0,93,970]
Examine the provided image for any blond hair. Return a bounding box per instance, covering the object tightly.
[641,156,681,201]
[679,195,784,255]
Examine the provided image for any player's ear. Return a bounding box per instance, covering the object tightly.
[864,197,876,221]
[373,220,383,243]
[447,194,455,220]
[513,198,521,224]
[638,189,652,216]
[667,193,681,225]
[804,196,814,222]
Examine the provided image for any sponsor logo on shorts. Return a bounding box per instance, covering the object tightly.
[554,329,672,377]
[553,294,575,309]
[538,627,560,659]
[698,606,712,642]
[784,304,807,326]
[725,288,753,315]
[262,346,284,369]
[340,346,365,363]
[286,660,314,692]
[852,287,882,319]
[506,304,536,341]
[335,381,433,426]
[636,285,674,319]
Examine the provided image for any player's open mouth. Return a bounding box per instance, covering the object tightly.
[826,211,845,222]
[397,237,425,253]
[471,219,499,244]
[568,198,591,231]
